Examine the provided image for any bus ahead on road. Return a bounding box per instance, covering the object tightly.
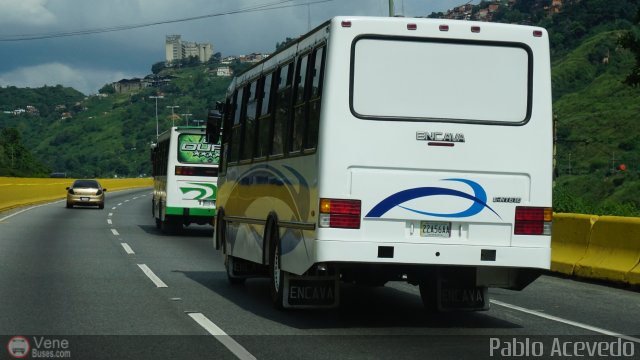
[151,126,220,233]
[210,16,553,310]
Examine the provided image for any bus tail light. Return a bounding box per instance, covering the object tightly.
[514,206,552,235]
[319,198,361,229]
[175,166,195,176]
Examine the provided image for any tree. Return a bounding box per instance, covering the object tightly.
[619,11,640,86]
[151,61,166,74]
[99,84,115,94]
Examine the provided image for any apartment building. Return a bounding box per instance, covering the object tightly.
[165,35,213,64]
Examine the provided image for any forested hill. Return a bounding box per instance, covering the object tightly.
[2,0,640,214]
[0,64,237,178]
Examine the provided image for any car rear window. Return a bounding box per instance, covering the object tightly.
[73,180,99,188]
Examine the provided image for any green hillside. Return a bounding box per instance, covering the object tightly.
[552,30,640,215]
[0,64,234,178]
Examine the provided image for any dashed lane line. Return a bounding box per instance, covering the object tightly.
[121,243,135,255]
[137,264,168,288]
[111,229,120,236]
[187,312,256,360]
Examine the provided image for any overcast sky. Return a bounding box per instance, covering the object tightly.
[0,0,476,94]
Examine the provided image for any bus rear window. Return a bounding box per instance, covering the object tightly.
[177,134,220,165]
[351,37,531,124]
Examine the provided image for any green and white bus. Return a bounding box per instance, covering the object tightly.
[151,126,220,233]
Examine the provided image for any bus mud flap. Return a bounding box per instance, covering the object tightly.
[283,273,340,309]
[437,268,490,311]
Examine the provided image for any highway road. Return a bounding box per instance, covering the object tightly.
[1,188,639,359]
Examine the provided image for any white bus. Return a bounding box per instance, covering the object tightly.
[209,16,553,309]
[151,126,220,233]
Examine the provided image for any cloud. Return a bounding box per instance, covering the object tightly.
[0,63,131,95]
[0,0,57,26]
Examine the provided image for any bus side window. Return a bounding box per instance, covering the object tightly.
[220,97,233,174]
[256,72,273,159]
[242,80,259,161]
[271,62,293,157]
[229,88,244,164]
[291,54,310,153]
[306,45,325,151]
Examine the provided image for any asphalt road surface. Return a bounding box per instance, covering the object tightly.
[1,188,639,360]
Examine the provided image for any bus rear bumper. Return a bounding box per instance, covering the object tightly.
[314,240,550,270]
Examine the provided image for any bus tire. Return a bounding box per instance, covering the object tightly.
[215,210,225,251]
[225,255,246,285]
[161,215,182,234]
[269,225,285,310]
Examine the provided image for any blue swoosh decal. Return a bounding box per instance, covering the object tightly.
[365,178,501,219]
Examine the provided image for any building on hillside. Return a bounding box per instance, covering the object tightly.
[216,66,233,77]
[165,35,214,64]
[239,53,269,63]
[113,78,148,94]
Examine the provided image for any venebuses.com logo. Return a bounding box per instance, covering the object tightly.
[6,336,71,359]
[7,336,30,359]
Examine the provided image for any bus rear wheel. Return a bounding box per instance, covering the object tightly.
[225,255,246,285]
[269,225,285,310]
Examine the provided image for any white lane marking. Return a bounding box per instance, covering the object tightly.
[111,229,120,236]
[491,300,640,343]
[188,313,256,360]
[118,203,123,206]
[133,197,139,200]
[107,219,112,225]
[124,200,129,203]
[108,213,113,217]
[137,264,167,288]
[0,200,63,222]
[112,207,116,210]
[121,243,135,255]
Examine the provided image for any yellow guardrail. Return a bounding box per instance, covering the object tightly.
[0,177,152,212]
[552,213,640,286]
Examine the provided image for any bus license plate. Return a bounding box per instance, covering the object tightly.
[199,200,215,207]
[420,221,451,238]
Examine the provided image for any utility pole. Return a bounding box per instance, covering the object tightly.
[389,0,395,17]
[611,152,616,173]
[149,95,164,139]
[181,113,193,126]
[166,105,180,127]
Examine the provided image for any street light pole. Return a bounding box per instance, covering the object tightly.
[181,113,193,126]
[149,95,164,138]
[166,105,180,127]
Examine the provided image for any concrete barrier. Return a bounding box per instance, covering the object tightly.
[550,213,597,275]
[0,177,152,212]
[629,263,640,286]
[573,216,640,284]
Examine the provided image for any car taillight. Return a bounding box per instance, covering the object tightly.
[514,206,552,235]
[319,198,361,229]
